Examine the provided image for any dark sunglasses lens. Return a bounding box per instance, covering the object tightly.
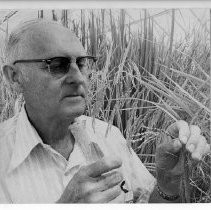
[77,57,96,70]
[76,57,88,69]
[49,57,70,74]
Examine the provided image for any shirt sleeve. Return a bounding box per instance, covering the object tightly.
[128,148,156,202]
[109,126,156,203]
[0,181,12,203]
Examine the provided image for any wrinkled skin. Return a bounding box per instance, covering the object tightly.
[57,157,123,203]
[155,120,210,195]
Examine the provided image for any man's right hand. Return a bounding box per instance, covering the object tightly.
[57,157,123,203]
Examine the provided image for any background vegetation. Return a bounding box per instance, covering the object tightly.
[0,9,210,203]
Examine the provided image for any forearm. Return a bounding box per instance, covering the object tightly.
[148,185,180,203]
[149,170,181,203]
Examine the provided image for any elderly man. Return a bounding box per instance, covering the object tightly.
[0,20,210,203]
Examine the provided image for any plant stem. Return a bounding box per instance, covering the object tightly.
[180,146,191,203]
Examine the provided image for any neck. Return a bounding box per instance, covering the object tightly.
[25,104,75,160]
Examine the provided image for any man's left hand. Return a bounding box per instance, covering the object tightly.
[155,120,210,196]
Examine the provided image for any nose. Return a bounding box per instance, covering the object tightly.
[63,63,86,86]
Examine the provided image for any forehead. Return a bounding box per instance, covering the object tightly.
[22,23,86,59]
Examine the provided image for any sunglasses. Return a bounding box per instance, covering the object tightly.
[13,55,97,75]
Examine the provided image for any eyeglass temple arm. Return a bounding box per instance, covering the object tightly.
[13,56,98,65]
[78,55,98,62]
[13,59,46,65]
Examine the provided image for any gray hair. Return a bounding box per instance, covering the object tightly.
[5,19,62,64]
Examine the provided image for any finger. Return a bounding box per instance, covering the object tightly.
[86,185,122,203]
[176,120,190,144]
[173,138,183,152]
[158,137,182,154]
[186,125,201,152]
[80,171,123,199]
[191,136,206,160]
[84,156,122,178]
[155,138,181,170]
[204,144,211,154]
[167,120,190,144]
[96,171,123,192]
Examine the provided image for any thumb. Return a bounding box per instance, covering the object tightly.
[85,156,122,178]
[169,150,185,176]
[156,138,182,171]
[167,120,190,144]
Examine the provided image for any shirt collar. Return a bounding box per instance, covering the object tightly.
[7,105,42,174]
[7,106,87,174]
[7,105,94,174]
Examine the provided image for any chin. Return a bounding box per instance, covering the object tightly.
[62,104,86,121]
[58,97,86,121]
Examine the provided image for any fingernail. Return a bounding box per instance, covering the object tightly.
[180,136,188,144]
[187,144,195,153]
[174,140,182,150]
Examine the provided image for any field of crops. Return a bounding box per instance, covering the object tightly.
[0,9,210,203]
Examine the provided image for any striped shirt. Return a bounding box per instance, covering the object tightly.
[0,106,156,203]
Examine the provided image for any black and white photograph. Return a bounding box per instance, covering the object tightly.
[0,2,210,204]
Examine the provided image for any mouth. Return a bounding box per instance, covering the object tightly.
[64,93,85,99]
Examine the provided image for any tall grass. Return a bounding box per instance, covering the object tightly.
[0,9,210,203]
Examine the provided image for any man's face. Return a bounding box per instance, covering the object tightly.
[19,23,89,122]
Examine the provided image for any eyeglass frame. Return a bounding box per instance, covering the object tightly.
[12,55,98,74]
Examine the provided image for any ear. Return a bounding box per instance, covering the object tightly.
[2,64,22,85]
